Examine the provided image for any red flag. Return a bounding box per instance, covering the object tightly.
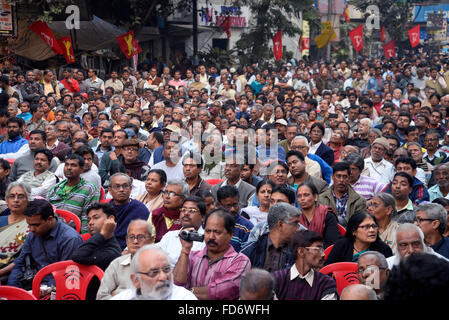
[116,30,142,59]
[272,30,283,61]
[383,40,396,58]
[343,5,350,23]
[219,16,231,39]
[28,20,63,55]
[408,25,420,48]
[380,26,386,42]
[349,25,363,52]
[57,36,75,64]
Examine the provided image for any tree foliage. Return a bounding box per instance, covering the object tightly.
[349,0,412,41]
[232,0,318,64]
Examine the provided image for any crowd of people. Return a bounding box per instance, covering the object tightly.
[0,52,449,300]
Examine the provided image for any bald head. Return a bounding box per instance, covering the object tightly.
[340,284,377,300]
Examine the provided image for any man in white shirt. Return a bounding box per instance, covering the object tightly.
[364,137,395,185]
[111,244,197,300]
[151,140,185,181]
[157,196,206,265]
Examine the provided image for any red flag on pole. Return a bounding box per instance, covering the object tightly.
[408,25,420,48]
[28,20,63,55]
[380,26,386,42]
[349,25,364,52]
[272,30,283,61]
[219,16,231,39]
[58,36,75,64]
[116,30,142,59]
[383,40,396,58]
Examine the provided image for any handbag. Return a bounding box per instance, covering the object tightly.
[18,254,39,290]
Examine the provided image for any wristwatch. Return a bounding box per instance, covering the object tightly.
[191,287,195,294]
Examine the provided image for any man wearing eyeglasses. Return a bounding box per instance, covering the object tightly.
[151,179,189,242]
[386,223,449,269]
[357,251,390,299]
[112,244,196,300]
[272,230,337,300]
[97,219,154,300]
[157,196,206,265]
[414,203,449,259]
[106,173,150,249]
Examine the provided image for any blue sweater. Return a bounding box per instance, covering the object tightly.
[0,135,28,154]
[307,153,333,184]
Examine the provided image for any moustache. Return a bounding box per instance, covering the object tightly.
[207,240,218,246]
[156,281,171,291]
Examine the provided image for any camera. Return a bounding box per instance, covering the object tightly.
[179,230,204,242]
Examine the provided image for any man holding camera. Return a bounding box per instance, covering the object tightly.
[174,208,251,300]
[157,196,206,266]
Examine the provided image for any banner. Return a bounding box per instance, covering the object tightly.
[116,30,142,59]
[349,25,363,52]
[383,40,395,58]
[380,26,385,42]
[57,36,75,64]
[28,20,63,55]
[408,25,420,48]
[314,21,336,49]
[272,29,282,61]
[300,20,310,56]
[219,15,231,39]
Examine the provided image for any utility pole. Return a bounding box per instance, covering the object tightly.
[326,0,332,62]
[193,0,199,65]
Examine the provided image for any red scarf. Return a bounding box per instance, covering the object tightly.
[151,206,182,242]
[299,204,335,236]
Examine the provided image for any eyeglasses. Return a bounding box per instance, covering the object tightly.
[221,203,239,210]
[424,138,439,142]
[357,265,387,274]
[366,202,382,209]
[284,221,301,228]
[110,184,131,190]
[414,217,435,224]
[305,246,324,253]
[180,207,199,214]
[7,194,27,200]
[162,190,184,197]
[358,224,379,231]
[123,147,139,152]
[126,234,150,242]
[138,265,172,278]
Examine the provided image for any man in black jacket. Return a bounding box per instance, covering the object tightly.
[71,202,122,299]
[240,202,300,272]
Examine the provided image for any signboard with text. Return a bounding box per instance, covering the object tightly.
[414,5,449,23]
[0,0,15,37]
[198,3,249,28]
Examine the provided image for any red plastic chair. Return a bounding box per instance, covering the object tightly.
[100,199,111,203]
[324,244,334,261]
[205,179,223,186]
[32,260,104,300]
[56,209,81,234]
[100,187,105,200]
[0,286,37,300]
[81,233,92,242]
[338,224,346,236]
[320,262,359,296]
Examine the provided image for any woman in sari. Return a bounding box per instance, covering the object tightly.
[136,169,166,215]
[0,182,31,283]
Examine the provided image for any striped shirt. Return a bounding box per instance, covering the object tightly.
[351,175,386,200]
[47,178,100,231]
[176,245,251,300]
[231,214,253,252]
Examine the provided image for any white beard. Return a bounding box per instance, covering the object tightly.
[136,277,173,300]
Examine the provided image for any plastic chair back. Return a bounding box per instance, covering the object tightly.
[100,187,105,200]
[32,260,104,300]
[4,159,15,166]
[338,224,346,236]
[205,179,223,186]
[324,244,334,261]
[99,199,111,203]
[320,262,359,296]
[56,209,81,234]
[0,286,37,300]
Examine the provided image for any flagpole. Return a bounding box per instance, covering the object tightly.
[193,0,199,66]
[326,0,332,61]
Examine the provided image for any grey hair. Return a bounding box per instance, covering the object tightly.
[239,268,275,299]
[198,108,210,118]
[369,128,382,137]
[154,100,164,108]
[126,218,153,238]
[359,118,373,128]
[344,152,365,171]
[394,223,428,254]
[372,193,397,219]
[130,244,172,274]
[341,284,377,300]
[358,251,389,269]
[267,203,301,230]
[166,179,189,198]
[291,135,309,146]
[416,203,447,235]
[110,172,133,186]
[252,103,263,112]
[7,104,18,111]
[263,103,274,110]
[6,182,31,202]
